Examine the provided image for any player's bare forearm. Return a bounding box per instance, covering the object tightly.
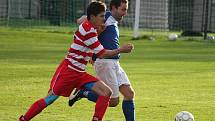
[98,43,134,58]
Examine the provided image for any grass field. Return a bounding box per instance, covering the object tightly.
[0,27,215,121]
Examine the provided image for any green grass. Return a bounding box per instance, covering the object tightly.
[0,27,215,121]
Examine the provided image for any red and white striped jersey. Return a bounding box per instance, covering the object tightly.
[66,20,106,72]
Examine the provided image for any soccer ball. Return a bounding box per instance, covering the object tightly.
[168,34,178,41]
[175,111,194,121]
[207,35,215,40]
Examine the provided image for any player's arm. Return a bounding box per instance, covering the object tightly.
[97,43,134,59]
[77,15,87,24]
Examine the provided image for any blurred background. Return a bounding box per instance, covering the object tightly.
[0,0,214,38]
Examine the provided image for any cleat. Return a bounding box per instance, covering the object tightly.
[92,116,101,121]
[68,89,82,106]
[19,115,27,121]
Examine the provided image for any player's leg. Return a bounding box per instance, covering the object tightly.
[19,91,59,121]
[94,59,120,107]
[120,85,135,100]
[19,60,67,121]
[69,88,119,107]
[118,66,136,121]
[96,70,120,107]
[86,81,112,121]
[120,85,135,121]
[69,59,120,107]
[68,88,98,106]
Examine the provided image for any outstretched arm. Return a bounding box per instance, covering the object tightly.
[97,43,134,59]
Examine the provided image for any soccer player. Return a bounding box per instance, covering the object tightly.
[19,1,133,121]
[69,0,136,121]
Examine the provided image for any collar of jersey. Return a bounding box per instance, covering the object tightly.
[105,12,118,26]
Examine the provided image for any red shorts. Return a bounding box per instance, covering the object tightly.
[49,59,98,97]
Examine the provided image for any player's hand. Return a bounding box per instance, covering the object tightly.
[77,15,87,24]
[119,43,134,53]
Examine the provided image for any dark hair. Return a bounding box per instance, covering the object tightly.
[87,1,106,20]
[110,0,128,10]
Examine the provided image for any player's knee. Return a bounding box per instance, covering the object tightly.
[109,98,119,107]
[100,86,112,97]
[125,89,135,100]
[109,101,119,107]
[129,89,135,99]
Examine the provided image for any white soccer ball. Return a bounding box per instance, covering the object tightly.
[207,35,215,40]
[168,34,178,41]
[175,111,194,121]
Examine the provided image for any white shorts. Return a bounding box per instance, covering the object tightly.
[94,59,130,98]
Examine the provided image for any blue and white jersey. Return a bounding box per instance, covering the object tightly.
[98,11,120,59]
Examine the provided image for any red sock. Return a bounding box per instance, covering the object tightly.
[23,98,47,120]
[93,96,110,121]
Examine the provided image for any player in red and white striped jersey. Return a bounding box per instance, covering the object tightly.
[19,1,133,121]
[65,19,106,72]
